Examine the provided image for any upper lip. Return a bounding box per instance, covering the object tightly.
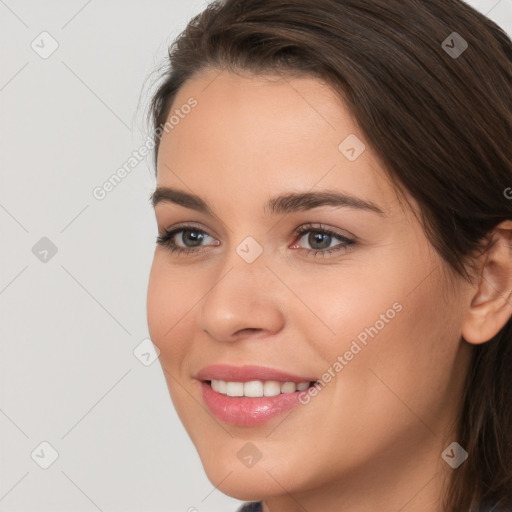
[196,364,317,383]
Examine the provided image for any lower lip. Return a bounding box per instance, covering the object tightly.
[200,381,305,426]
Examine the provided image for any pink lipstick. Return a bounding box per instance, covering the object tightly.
[196,364,318,426]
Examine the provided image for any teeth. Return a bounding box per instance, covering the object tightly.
[263,381,281,397]
[210,379,312,397]
[280,381,296,394]
[226,382,244,396]
[216,380,227,394]
[244,380,263,397]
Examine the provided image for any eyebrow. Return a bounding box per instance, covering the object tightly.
[150,186,385,216]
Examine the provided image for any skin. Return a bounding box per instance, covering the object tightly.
[146,68,512,512]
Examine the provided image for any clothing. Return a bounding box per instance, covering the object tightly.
[235,500,512,511]
[236,502,262,512]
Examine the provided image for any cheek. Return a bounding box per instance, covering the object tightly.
[146,255,195,361]
[320,261,463,437]
[146,257,202,420]
[306,241,461,406]
[297,254,414,362]
[370,273,465,405]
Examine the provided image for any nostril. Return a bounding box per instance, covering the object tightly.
[236,328,262,336]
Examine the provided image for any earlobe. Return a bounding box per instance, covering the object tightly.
[461,220,512,345]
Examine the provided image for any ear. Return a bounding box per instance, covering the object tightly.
[461,220,512,345]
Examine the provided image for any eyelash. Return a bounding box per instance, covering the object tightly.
[155,223,356,258]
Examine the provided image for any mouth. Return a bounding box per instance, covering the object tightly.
[199,379,320,427]
[203,379,319,397]
[196,364,320,426]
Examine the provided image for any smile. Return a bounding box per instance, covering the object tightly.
[207,379,315,397]
[196,364,319,426]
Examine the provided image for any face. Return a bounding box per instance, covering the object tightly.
[147,68,473,506]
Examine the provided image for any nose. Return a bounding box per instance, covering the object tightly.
[199,246,286,343]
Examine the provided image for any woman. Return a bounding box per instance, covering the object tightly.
[145,1,512,511]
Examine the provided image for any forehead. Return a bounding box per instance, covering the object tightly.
[156,68,407,218]
[160,69,355,160]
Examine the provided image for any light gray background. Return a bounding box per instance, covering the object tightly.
[0,1,511,511]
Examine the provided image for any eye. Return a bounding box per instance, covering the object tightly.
[156,224,219,255]
[155,222,355,258]
[290,223,355,257]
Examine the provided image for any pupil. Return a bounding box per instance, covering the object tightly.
[309,231,330,250]
[183,229,204,247]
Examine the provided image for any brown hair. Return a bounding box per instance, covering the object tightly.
[146,1,512,510]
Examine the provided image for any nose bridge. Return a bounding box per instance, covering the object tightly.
[199,234,285,341]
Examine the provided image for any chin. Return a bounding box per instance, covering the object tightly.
[197,447,309,502]
[202,466,278,502]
